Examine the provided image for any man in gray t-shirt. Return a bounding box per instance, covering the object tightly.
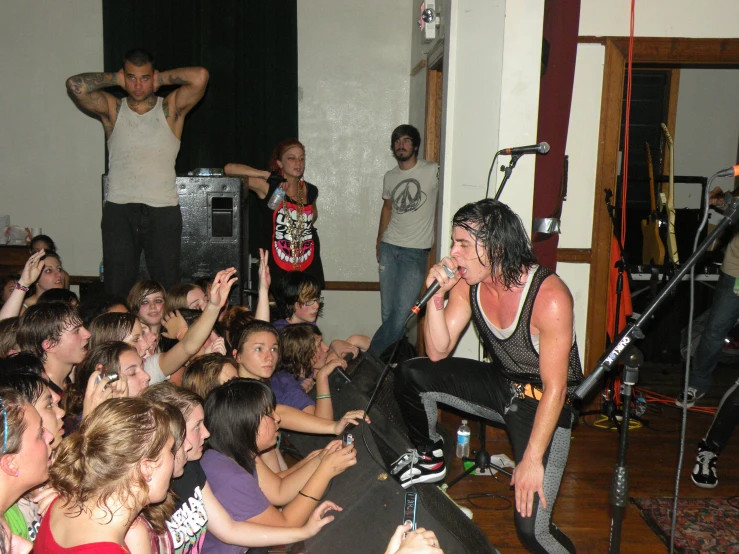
[371,125,439,356]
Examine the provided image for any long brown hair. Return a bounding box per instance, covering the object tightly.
[278,323,322,380]
[88,312,137,350]
[165,283,205,314]
[62,342,137,418]
[181,354,238,400]
[50,397,173,520]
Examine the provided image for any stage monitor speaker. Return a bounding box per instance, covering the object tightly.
[282,352,499,554]
[102,175,245,305]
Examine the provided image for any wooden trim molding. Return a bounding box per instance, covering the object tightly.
[556,248,591,264]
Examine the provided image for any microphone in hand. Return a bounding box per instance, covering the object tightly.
[411,265,458,315]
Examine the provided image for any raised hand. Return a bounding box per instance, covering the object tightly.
[205,336,227,355]
[208,268,238,308]
[20,249,46,288]
[258,248,271,291]
[162,310,187,339]
[82,369,129,418]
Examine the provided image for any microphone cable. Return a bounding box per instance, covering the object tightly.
[670,174,715,552]
[485,151,501,200]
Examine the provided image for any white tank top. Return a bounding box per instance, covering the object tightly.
[107,97,181,207]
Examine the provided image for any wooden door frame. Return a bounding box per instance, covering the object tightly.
[582,37,739,374]
[417,57,444,356]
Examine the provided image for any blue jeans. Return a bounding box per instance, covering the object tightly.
[690,270,739,393]
[370,242,430,356]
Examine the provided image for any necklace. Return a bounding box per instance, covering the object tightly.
[281,180,306,270]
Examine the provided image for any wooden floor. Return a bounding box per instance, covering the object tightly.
[438,361,739,553]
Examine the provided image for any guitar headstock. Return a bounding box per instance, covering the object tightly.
[660,123,674,146]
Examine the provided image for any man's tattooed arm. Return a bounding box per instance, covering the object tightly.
[65,71,122,122]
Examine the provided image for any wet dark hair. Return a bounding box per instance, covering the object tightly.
[38,288,79,307]
[204,379,275,475]
[17,303,82,361]
[390,124,421,154]
[0,371,47,405]
[273,271,321,320]
[452,199,537,289]
[123,48,155,68]
[0,351,45,376]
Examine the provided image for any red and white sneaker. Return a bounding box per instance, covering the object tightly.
[390,447,446,488]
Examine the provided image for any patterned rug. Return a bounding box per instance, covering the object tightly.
[630,497,739,553]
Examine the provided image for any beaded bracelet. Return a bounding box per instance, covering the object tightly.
[14,282,30,293]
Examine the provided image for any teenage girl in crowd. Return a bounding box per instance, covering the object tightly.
[143,383,340,554]
[127,280,167,337]
[20,251,65,314]
[35,398,176,553]
[201,379,352,553]
[0,388,54,553]
[271,270,370,355]
[225,139,325,291]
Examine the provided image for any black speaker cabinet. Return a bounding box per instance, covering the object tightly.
[282,352,499,554]
[102,175,246,305]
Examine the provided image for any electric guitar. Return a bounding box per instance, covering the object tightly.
[641,142,665,265]
[661,123,679,265]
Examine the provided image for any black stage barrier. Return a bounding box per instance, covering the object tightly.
[281,351,499,554]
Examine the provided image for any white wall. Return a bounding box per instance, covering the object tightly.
[0,0,104,276]
[673,68,739,209]
[580,0,739,38]
[297,0,413,343]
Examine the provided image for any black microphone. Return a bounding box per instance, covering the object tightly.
[500,142,550,155]
[411,265,457,315]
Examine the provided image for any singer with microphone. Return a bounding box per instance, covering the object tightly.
[391,198,581,553]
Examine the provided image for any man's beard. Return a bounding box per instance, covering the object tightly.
[393,149,415,162]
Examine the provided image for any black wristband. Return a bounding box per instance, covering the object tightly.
[266,172,286,188]
[298,490,320,502]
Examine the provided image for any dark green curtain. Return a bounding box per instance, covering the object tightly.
[102,0,298,173]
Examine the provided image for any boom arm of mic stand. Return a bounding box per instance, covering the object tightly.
[493,154,521,200]
[575,195,739,402]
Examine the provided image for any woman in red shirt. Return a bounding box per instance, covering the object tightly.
[35,397,177,553]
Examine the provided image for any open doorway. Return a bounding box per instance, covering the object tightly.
[585,38,739,377]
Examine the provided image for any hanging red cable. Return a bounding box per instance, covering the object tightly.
[620,0,636,247]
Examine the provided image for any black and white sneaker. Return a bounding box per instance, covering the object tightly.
[691,440,718,489]
[390,447,446,488]
[675,387,705,408]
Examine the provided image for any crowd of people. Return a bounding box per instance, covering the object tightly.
[0,234,443,554]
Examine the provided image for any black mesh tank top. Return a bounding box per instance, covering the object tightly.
[469,266,583,398]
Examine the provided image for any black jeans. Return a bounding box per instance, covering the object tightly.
[102,202,182,298]
[394,357,577,553]
[705,377,739,452]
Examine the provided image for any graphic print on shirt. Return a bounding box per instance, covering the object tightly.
[272,201,315,271]
[391,178,427,214]
[167,485,208,554]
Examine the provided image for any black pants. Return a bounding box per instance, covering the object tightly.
[705,377,739,451]
[102,202,182,299]
[394,357,577,553]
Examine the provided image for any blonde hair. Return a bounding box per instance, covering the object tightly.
[50,397,173,518]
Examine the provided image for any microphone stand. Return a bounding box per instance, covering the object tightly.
[494,154,522,200]
[574,190,739,553]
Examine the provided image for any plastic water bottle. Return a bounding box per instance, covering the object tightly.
[267,187,286,210]
[99,260,104,283]
[456,420,470,458]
